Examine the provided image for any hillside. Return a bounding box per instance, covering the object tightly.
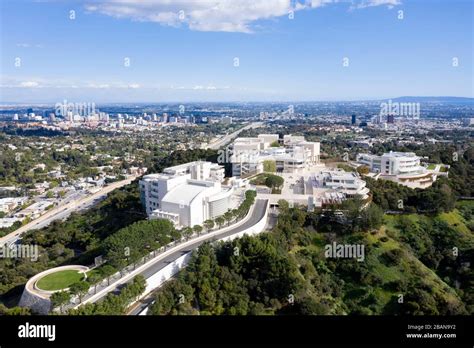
[148,201,473,315]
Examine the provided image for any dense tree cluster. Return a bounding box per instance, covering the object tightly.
[309,197,384,234]
[265,174,284,191]
[50,291,71,313]
[0,303,31,315]
[0,149,221,308]
[366,177,456,214]
[392,215,474,312]
[250,173,284,193]
[68,275,146,315]
[0,184,143,305]
[103,219,180,269]
[148,199,471,316]
[445,147,474,197]
[1,126,65,137]
[149,237,303,316]
[149,148,218,173]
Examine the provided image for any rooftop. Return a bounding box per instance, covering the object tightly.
[383,151,418,158]
[161,180,216,206]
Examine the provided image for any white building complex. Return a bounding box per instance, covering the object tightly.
[356,151,436,188]
[140,161,234,228]
[309,169,370,200]
[231,134,320,177]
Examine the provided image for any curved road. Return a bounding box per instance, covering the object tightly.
[88,199,268,315]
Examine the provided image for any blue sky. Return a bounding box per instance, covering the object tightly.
[0,0,472,103]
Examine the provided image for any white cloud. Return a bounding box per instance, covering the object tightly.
[85,0,295,33]
[83,0,365,33]
[308,0,337,8]
[1,79,131,89]
[15,43,44,48]
[88,83,110,89]
[187,85,230,90]
[84,1,401,33]
[1,78,230,91]
[20,81,40,88]
[353,0,401,9]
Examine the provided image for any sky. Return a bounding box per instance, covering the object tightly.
[0,0,472,103]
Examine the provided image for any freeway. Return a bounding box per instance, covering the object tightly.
[0,175,138,246]
[205,122,262,150]
[79,199,268,315]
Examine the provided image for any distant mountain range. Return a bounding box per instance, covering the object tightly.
[387,96,473,103]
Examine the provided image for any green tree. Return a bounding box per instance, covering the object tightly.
[50,291,71,313]
[231,209,239,222]
[182,227,193,241]
[357,165,370,175]
[0,304,31,315]
[294,297,331,315]
[263,160,276,172]
[99,265,116,286]
[215,216,225,229]
[265,174,284,190]
[224,210,234,226]
[204,219,214,232]
[193,225,203,236]
[360,203,384,231]
[70,281,90,303]
[87,272,102,294]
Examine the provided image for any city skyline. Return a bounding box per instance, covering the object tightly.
[1,0,473,103]
[0,1,473,343]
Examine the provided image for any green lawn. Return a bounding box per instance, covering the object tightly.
[427,164,437,170]
[36,270,85,291]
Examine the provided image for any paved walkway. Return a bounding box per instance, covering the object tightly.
[67,199,268,311]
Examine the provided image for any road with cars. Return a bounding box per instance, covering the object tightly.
[206,122,262,150]
[0,176,138,246]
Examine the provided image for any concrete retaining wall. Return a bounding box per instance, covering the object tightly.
[137,201,269,314]
[142,253,191,297]
[18,265,89,314]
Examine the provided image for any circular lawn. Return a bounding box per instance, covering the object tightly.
[36,270,86,291]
